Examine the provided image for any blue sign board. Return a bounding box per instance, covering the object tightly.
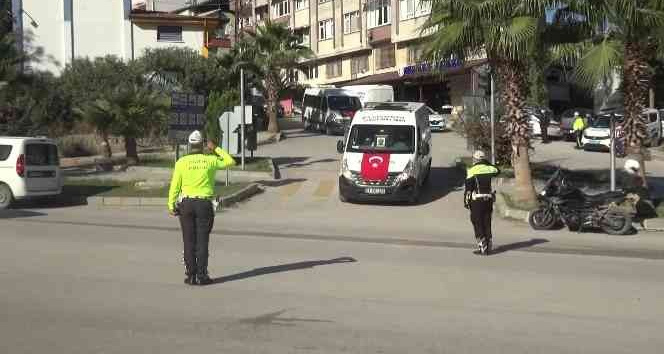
[168,93,207,141]
[401,58,463,77]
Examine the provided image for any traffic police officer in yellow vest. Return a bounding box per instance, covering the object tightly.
[168,130,236,285]
[572,111,586,149]
[464,151,500,255]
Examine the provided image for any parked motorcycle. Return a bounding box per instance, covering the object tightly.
[528,169,638,235]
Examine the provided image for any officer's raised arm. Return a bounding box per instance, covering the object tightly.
[207,140,237,169]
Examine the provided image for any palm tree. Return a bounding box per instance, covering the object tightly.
[561,0,664,184]
[424,0,556,204]
[232,20,313,133]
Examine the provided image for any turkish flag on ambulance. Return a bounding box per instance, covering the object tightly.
[360,153,390,181]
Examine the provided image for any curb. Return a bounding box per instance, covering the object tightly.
[257,132,282,146]
[86,183,262,212]
[218,183,262,210]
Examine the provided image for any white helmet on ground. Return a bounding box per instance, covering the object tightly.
[473,150,486,161]
[624,159,640,174]
[188,130,203,144]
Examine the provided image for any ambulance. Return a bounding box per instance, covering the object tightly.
[336,102,432,204]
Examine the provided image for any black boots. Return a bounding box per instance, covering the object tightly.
[184,274,196,285]
[196,266,213,285]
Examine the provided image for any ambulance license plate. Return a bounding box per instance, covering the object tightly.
[365,187,386,195]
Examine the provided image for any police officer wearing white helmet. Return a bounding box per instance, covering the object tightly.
[168,130,236,285]
[464,150,500,255]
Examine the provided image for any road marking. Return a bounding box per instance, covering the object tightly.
[280,182,303,198]
[313,179,335,198]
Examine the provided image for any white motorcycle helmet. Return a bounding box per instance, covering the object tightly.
[624,159,640,175]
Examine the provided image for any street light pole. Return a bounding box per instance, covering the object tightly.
[490,74,496,165]
[240,67,246,170]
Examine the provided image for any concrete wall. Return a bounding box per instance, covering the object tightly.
[20,0,132,73]
[132,24,205,57]
[20,0,66,73]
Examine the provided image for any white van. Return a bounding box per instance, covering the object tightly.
[0,137,63,209]
[336,102,432,204]
[339,85,394,107]
[302,88,362,135]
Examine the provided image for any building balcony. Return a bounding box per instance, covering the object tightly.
[207,37,232,49]
[368,25,391,46]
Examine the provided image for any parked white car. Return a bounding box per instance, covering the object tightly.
[582,108,662,151]
[425,106,448,132]
[0,137,63,209]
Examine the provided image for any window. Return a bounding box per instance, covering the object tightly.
[319,0,332,3]
[326,60,343,78]
[344,11,361,34]
[407,45,424,64]
[399,0,430,20]
[304,94,322,108]
[347,125,415,153]
[272,0,290,17]
[239,17,253,29]
[256,6,269,22]
[295,27,310,46]
[25,144,58,166]
[295,0,308,10]
[367,0,390,28]
[308,65,319,79]
[157,26,183,42]
[319,19,334,40]
[0,145,11,161]
[375,44,396,69]
[288,69,298,83]
[328,96,362,110]
[351,55,369,75]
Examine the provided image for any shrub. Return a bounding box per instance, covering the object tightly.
[57,135,100,157]
[456,113,513,166]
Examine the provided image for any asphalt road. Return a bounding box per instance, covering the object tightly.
[2,216,664,353]
[3,127,664,353]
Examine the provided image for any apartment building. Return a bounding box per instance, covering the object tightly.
[11,0,225,74]
[236,0,487,109]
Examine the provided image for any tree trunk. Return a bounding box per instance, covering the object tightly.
[100,131,112,158]
[124,136,139,165]
[496,59,537,205]
[265,77,281,133]
[622,41,651,187]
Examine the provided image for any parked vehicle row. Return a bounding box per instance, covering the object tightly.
[581,108,663,152]
[302,85,450,136]
[0,137,63,209]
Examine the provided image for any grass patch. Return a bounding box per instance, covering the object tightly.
[63,179,248,198]
[140,156,272,172]
[500,192,537,211]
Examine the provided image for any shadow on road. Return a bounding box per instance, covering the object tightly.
[488,238,549,255]
[0,209,47,219]
[237,309,334,327]
[212,257,357,284]
[417,166,465,205]
[259,178,308,187]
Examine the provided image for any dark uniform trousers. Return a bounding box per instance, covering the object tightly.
[470,198,493,242]
[178,198,215,275]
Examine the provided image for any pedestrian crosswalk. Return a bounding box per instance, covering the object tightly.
[268,178,340,205]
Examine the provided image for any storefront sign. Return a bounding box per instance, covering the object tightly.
[399,58,463,77]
